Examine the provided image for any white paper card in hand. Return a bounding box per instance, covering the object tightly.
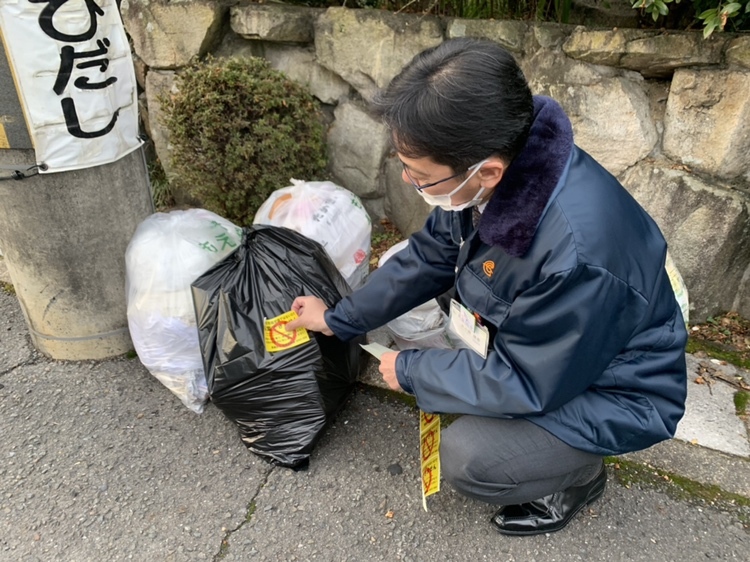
[360,342,394,361]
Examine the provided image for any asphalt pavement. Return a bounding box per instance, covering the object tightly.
[1,286,748,562]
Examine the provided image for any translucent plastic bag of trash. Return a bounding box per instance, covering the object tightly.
[378,240,453,350]
[125,209,242,413]
[665,251,689,326]
[253,179,371,290]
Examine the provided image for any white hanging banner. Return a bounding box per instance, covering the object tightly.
[0,0,142,173]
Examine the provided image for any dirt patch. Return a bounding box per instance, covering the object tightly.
[688,312,750,371]
[369,219,404,272]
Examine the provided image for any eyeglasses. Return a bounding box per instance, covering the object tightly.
[402,162,463,192]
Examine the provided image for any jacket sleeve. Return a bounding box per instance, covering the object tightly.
[396,263,650,416]
[325,209,462,341]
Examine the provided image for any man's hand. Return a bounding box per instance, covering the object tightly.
[285,296,334,336]
[379,351,403,392]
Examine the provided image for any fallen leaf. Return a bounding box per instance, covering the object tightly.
[385,510,394,518]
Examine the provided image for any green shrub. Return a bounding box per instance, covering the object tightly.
[148,157,174,210]
[290,0,750,33]
[286,0,573,23]
[632,0,750,36]
[161,56,328,225]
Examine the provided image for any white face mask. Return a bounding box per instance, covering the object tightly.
[416,160,490,212]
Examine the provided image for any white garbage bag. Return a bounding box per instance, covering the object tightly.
[126,209,242,413]
[378,240,453,350]
[253,179,372,289]
[665,250,689,326]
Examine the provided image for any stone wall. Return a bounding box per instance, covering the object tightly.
[121,1,750,322]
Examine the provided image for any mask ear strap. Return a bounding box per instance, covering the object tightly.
[447,159,490,197]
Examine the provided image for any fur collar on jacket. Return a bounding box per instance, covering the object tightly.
[478,96,574,258]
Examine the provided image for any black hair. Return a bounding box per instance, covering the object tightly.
[371,38,534,174]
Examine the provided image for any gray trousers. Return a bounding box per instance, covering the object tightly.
[440,416,603,506]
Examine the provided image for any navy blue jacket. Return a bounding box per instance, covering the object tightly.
[325,96,687,456]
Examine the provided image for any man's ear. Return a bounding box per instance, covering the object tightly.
[478,159,505,187]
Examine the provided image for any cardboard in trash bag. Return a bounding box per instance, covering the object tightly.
[191,225,364,468]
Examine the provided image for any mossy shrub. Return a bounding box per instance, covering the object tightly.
[161,56,328,225]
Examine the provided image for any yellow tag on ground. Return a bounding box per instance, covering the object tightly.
[264,311,310,353]
[0,123,9,149]
[419,410,441,511]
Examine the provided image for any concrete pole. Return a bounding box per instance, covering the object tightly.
[0,147,154,360]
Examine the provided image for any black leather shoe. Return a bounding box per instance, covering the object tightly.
[490,463,607,536]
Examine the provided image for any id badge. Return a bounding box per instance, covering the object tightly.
[447,299,489,359]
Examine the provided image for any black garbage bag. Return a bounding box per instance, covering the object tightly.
[191,225,364,468]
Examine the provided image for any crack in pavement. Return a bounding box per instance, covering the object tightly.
[0,353,42,379]
[0,324,40,379]
[214,464,276,561]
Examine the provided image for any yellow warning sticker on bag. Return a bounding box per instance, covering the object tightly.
[420,410,441,511]
[264,311,310,353]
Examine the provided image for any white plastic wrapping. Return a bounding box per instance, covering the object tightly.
[378,240,453,350]
[665,251,689,326]
[125,209,242,413]
[253,179,372,289]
